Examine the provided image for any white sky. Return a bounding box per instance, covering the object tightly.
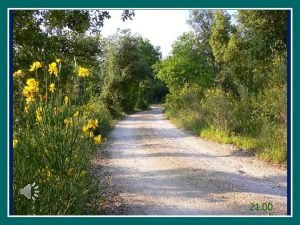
[101,10,192,58]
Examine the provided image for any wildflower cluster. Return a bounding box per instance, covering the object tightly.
[29,61,42,72]
[13,59,103,215]
[48,62,58,77]
[82,119,102,145]
[13,69,24,78]
[78,66,91,77]
[22,78,39,105]
[49,83,55,93]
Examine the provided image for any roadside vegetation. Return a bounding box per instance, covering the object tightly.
[154,10,287,164]
[12,10,165,214]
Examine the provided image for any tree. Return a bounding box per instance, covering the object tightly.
[188,10,219,80]
[237,10,287,59]
[13,10,136,107]
[209,10,232,65]
[100,30,161,114]
[13,10,135,68]
[154,32,213,93]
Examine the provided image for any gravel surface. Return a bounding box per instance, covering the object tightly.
[93,105,287,215]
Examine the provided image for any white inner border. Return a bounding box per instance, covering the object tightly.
[7,7,293,218]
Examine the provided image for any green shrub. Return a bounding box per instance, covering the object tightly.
[13,60,106,215]
[164,85,287,164]
[82,96,113,137]
[201,88,234,132]
[256,123,287,164]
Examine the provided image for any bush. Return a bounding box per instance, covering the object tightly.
[201,88,234,132]
[82,96,113,137]
[13,60,106,214]
[257,123,286,163]
[164,84,287,164]
[165,85,205,133]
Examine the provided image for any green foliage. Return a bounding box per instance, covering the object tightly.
[153,32,214,92]
[156,10,287,164]
[101,30,161,114]
[237,10,287,58]
[209,11,232,64]
[14,105,94,214]
[82,96,113,137]
[164,85,286,163]
[201,88,234,131]
[164,85,204,132]
[13,61,105,214]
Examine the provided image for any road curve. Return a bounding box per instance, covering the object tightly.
[99,105,287,215]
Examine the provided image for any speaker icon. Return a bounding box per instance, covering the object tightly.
[19,182,39,200]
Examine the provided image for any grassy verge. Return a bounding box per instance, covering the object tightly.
[167,113,286,165]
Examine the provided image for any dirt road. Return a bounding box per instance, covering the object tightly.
[95,105,287,215]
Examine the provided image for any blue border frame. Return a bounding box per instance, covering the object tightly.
[8,8,292,217]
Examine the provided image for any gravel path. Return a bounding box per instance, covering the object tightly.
[96,105,287,215]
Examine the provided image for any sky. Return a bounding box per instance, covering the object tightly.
[101,10,192,58]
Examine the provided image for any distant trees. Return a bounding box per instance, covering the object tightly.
[154,32,213,93]
[100,30,162,115]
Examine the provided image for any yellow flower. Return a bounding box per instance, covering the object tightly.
[64,118,73,127]
[24,105,29,113]
[13,69,24,78]
[22,87,30,97]
[36,107,43,122]
[26,78,39,88]
[64,96,69,105]
[13,138,18,148]
[48,62,58,76]
[49,83,55,93]
[56,58,61,63]
[36,114,42,122]
[82,119,98,135]
[78,66,90,77]
[25,96,35,105]
[29,61,42,72]
[73,111,79,117]
[82,125,89,135]
[87,119,98,129]
[93,135,102,144]
[23,78,39,101]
